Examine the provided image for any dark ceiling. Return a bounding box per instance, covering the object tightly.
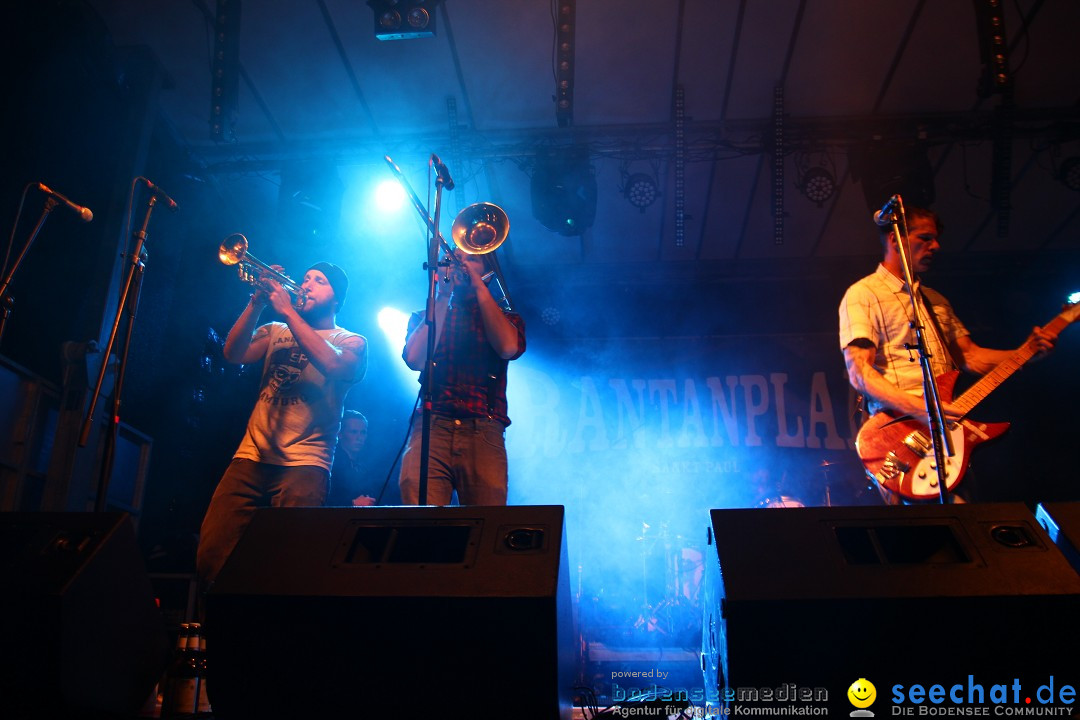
[5,0,1080,358]
[82,0,1080,274]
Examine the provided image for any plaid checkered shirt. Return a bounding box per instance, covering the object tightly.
[405,298,525,426]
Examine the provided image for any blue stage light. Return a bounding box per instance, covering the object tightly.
[374,180,405,213]
[377,307,410,346]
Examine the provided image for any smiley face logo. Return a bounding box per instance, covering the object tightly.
[848,678,876,709]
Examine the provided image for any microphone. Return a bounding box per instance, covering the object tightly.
[873,195,900,226]
[431,153,455,190]
[139,177,178,211]
[38,183,93,223]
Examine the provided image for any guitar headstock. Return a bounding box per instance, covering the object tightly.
[1064,291,1080,323]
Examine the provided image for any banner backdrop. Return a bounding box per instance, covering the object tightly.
[507,331,862,503]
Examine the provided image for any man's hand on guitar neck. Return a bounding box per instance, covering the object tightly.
[1027,325,1057,361]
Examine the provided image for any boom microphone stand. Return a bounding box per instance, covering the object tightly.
[384,155,457,505]
[0,198,59,346]
[880,195,953,504]
[80,179,175,512]
[1,183,94,346]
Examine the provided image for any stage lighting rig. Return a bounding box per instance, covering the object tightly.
[531,147,596,236]
[621,172,659,212]
[368,0,443,41]
[795,150,838,207]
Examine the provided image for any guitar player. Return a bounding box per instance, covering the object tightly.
[838,206,1057,504]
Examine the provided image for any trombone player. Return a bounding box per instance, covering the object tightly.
[197,257,367,588]
[399,244,525,506]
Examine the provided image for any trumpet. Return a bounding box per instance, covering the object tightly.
[218,233,308,310]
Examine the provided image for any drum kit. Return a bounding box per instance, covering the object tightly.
[620,520,706,648]
[755,457,877,508]
[584,457,876,650]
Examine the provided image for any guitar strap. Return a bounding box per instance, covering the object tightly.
[852,392,871,429]
[852,278,959,425]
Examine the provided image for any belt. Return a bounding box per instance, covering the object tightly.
[427,414,503,429]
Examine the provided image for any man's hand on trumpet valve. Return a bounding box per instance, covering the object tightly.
[242,265,271,308]
[249,285,270,308]
[259,265,296,315]
[264,279,294,315]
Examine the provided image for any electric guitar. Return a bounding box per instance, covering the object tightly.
[856,297,1079,500]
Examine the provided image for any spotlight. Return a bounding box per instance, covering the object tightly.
[377,307,410,345]
[622,173,659,212]
[540,307,561,326]
[530,147,597,236]
[367,0,440,41]
[406,7,430,29]
[800,167,836,206]
[374,180,405,213]
[377,8,400,31]
[1059,157,1080,192]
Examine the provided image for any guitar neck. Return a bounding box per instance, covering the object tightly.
[953,311,1071,415]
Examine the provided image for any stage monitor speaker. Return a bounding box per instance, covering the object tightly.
[701,503,1080,713]
[206,505,574,719]
[0,512,170,719]
[1035,501,1080,575]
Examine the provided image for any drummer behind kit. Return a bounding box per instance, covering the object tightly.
[749,463,806,509]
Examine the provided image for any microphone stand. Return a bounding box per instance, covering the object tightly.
[385,156,514,504]
[383,155,512,309]
[415,173,452,506]
[887,197,954,504]
[0,197,59,346]
[80,195,157,512]
[384,155,457,506]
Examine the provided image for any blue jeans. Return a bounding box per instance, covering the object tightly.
[196,458,328,585]
[398,415,508,506]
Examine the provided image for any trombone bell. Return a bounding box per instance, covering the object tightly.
[451,202,509,255]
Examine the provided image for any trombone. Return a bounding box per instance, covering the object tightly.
[452,202,509,257]
[384,153,513,309]
[218,233,308,310]
[444,203,511,309]
[450,201,509,279]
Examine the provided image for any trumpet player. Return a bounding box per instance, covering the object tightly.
[399,249,525,506]
[197,260,367,588]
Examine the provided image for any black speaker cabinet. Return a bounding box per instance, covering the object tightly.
[702,503,1080,712]
[206,505,574,719]
[0,512,169,719]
